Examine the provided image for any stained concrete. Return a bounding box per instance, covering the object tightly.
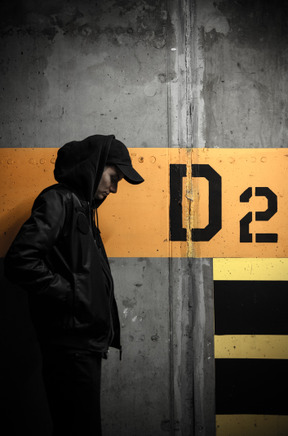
[1,0,288,435]
[199,0,288,148]
[102,258,171,435]
[0,0,173,148]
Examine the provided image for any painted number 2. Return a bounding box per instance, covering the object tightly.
[240,187,278,243]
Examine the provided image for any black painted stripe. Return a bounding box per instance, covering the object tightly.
[216,359,288,415]
[214,281,288,335]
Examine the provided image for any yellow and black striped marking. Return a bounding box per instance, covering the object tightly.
[214,258,288,435]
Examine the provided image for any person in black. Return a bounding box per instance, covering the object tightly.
[4,135,144,436]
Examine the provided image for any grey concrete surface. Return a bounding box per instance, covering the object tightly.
[1,1,287,435]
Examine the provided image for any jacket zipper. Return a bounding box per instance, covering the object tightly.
[89,201,121,359]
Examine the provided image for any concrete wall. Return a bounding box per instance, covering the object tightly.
[0,1,182,435]
[1,0,288,435]
[0,0,171,148]
[199,0,288,149]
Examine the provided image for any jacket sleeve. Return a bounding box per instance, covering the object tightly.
[4,188,72,304]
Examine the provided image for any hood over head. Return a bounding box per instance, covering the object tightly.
[54,134,144,206]
[54,134,114,204]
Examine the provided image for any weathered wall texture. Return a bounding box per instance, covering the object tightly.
[0,1,178,436]
[1,1,288,436]
[102,258,171,435]
[198,0,288,148]
[0,0,173,148]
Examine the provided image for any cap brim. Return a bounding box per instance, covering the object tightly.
[116,164,144,185]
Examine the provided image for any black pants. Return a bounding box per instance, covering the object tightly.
[41,349,102,436]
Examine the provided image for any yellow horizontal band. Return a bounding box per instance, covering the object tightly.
[216,415,288,436]
[1,147,288,258]
[213,258,288,280]
[215,335,288,359]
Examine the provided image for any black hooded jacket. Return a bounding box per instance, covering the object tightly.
[4,135,121,354]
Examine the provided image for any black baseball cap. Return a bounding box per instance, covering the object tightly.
[107,139,144,184]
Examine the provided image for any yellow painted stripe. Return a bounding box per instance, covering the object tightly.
[215,335,288,359]
[216,415,288,436]
[213,258,288,280]
[1,148,288,258]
